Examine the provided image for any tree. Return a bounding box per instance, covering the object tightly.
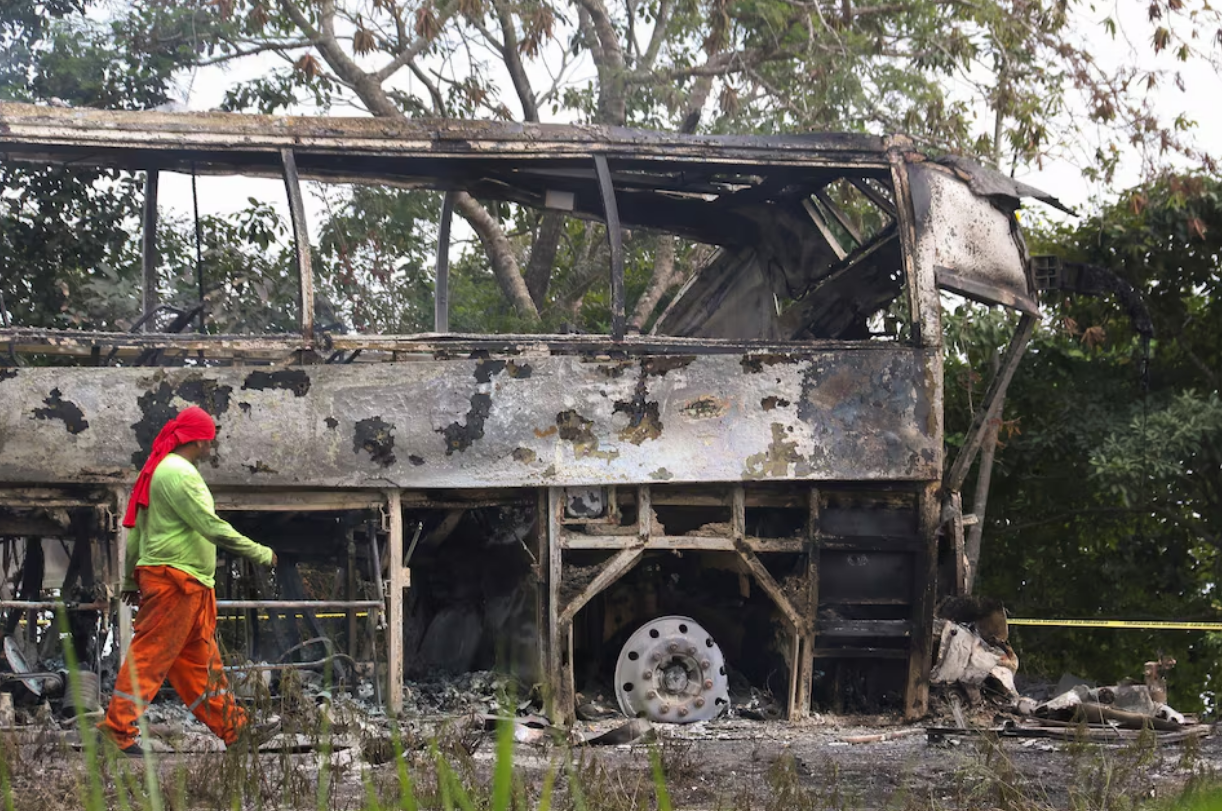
[964,172,1222,711]
[0,1,199,331]
[67,0,1221,330]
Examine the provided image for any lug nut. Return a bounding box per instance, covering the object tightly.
[703,679,714,690]
[700,660,711,670]
[646,690,657,699]
[667,642,679,653]
[694,698,705,708]
[677,707,689,717]
[651,652,662,662]
[687,646,697,655]
[659,704,670,714]
[642,670,653,679]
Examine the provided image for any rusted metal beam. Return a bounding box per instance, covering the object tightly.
[819,619,911,637]
[211,490,387,512]
[801,198,848,261]
[557,547,642,626]
[594,155,626,340]
[545,488,571,723]
[904,483,940,721]
[0,326,913,357]
[560,534,809,552]
[280,149,315,341]
[944,313,1036,494]
[435,191,455,333]
[0,518,67,537]
[889,152,942,350]
[735,546,804,633]
[813,188,864,246]
[0,102,895,168]
[141,170,159,332]
[795,486,821,719]
[848,177,896,217]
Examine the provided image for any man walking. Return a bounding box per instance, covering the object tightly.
[99,406,277,757]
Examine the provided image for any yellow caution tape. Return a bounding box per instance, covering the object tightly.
[1009,618,1222,631]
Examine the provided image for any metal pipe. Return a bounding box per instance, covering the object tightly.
[280,148,315,341]
[0,601,106,611]
[215,600,383,610]
[593,155,626,341]
[223,656,360,674]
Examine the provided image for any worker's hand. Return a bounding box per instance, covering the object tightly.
[271,552,278,567]
[120,590,141,607]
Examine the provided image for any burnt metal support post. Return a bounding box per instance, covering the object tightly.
[140,170,159,332]
[544,487,572,723]
[110,487,132,656]
[889,148,944,722]
[435,191,455,333]
[557,547,643,626]
[593,155,626,341]
[347,534,358,660]
[795,486,821,720]
[280,149,315,341]
[385,489,405,714]
[944,312,1037,494]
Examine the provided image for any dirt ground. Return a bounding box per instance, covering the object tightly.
[3,710,1219,810]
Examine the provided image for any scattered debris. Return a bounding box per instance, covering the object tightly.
[580,718,655,746]
[930,620,1018,698]
[838,728,924,745]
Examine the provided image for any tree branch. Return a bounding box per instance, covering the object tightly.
[640,0,672,71]
[195,40,311,67]
[491,0,539,121]
[279,0,537,320]
[574,0,627,123]
[374,6,457,83]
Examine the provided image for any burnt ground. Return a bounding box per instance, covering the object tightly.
[3,711,1221,810]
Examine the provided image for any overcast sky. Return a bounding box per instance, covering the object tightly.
[151,1,1221,247]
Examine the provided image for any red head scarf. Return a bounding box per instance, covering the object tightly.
[123,406,217,528]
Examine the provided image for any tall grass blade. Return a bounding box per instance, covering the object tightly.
[0,737,17,811]
[55,606,107,811]
[536,760,558,811]
[490,716,514,811]
[650,744,673,811]
[565,753,589,811]
[391,722,419,811]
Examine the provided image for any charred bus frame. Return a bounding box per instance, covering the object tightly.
[0,103,1048,721]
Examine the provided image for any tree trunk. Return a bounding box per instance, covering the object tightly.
[965,351,1003,594]
[453,191,539,319]
[628,235,676,332]
[526,212,565,310]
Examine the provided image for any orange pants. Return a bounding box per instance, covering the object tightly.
[100,565,246,748]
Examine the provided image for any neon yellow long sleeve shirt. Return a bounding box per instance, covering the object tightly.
[123,453,273,591]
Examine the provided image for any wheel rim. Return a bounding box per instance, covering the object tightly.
[614,615,729,723]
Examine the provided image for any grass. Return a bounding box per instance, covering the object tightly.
[3,612,1221,810]
[3,710,1222,810]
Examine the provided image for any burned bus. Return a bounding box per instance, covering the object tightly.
[0,103,1047,722]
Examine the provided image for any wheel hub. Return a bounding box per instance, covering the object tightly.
[614,615,729,723]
